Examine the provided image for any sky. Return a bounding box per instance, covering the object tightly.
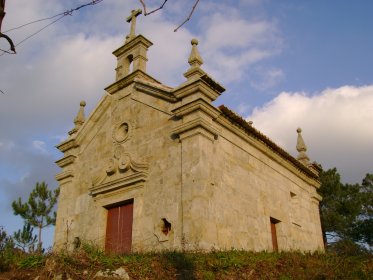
[1,0,372,249]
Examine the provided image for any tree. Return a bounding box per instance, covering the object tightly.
[319,168,373,249]
[350,173,373,246]
[0,227,15,271]
[12,182,60,252]
[13,223,37,252]
[0,226,13,252]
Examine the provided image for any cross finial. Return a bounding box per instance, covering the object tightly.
[126,9,142,40]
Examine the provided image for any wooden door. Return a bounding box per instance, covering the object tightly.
[270,217,279,252]
[105,200,133,254]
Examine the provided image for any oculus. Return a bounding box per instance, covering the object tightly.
[113,122,130,143]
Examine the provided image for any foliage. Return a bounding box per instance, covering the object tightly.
[327,239,370,256]
[12,181,60,252]
[17,254,46,269]
[0,227,13,252]
[319,168,373,249]
[351,173,373,246]
[0,248,371,279]
[13,223,37,252]
[0,227,16,271]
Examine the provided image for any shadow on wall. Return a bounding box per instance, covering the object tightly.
[165,251,196,280]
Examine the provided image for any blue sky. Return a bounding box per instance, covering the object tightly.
[1,0,372,249]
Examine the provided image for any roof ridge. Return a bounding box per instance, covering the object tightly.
[218,105,318,180]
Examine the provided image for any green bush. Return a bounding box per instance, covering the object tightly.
[17,254,45,269]
[327,239,370,256]
[0,226,16,271]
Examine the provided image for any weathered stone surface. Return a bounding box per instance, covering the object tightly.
[54,16,324,254]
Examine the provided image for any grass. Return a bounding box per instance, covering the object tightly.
[0,244,372,279]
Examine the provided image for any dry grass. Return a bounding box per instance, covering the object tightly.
[0,244,372,280]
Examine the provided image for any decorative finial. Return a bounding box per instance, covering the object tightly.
[69,101,86,136]
[126,9,142,41]
[188,38,203,67]
[296,127,310,165]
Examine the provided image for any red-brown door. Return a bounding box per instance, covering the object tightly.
[270,217,279,252]
[105,200,133,254]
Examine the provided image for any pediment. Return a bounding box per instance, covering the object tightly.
[89,151,149,197]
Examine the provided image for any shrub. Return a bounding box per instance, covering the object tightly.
[327,239,370,256]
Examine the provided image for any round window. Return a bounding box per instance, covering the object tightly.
[113,122,129,143]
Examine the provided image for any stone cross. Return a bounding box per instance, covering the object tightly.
[126,9,142,40]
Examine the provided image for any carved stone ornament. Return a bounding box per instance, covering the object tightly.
[113,122,131,143]
[89,147,148,197]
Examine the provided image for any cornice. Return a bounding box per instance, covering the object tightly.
[173,78,222,102]
[56,138,78,153]
[200,74,225,93]
[172,118,219,142]
[55,155,76,168]
[55,170,74,182]
[105,69,161,95]
[215,111,320,186]
[112,35,153,58]
[89,172,148,197]
[134,80,176,102]
[172,98,220,119]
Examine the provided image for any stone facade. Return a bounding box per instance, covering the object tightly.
[54,12,324,253]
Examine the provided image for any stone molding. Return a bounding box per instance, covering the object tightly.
[56,138,78,153]
[89,171,148,197]
[172,118,219,142]
[134,80,176,102]
[172,98,220,119]
[105,70,161,95]
[311,192,323,203]
[112,35,152,58]
[55,155,76,168]
[173,77,223,102]
[55,170,74,182]
[89,152,149,197]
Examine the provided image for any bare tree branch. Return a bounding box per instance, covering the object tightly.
[138,0,200,31]
[0,0,5,31]
[0,47,10,53]
[174,0,200,32]
[0,0,16,54]
[0,33,15,52]
[139,0,168,16]
[139,0,147,14]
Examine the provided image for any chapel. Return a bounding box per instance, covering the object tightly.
[54,9,324,253]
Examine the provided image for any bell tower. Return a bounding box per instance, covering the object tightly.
[113,9,153,81]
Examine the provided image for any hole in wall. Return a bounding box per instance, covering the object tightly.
[161,218,171,235]
[73,236,81,249]
[128,54,134,73]
[270,217,280,224]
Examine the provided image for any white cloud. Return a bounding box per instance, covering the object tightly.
[251,67,285,91]
[249,85,373,183]
[237,103,252,115]
[195,7,282,84]
[32,140,48,154]
[0,140,15,151]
